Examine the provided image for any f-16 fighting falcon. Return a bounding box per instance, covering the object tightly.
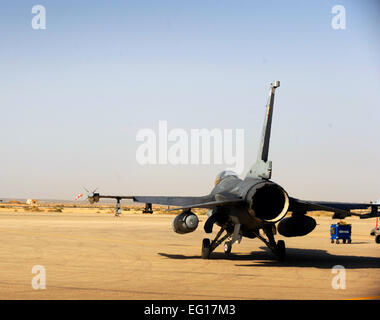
[82,81,380,260]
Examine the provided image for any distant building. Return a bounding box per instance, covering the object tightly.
[26,199,38,206]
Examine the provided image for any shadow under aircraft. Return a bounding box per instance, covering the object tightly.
[158,247,380,270]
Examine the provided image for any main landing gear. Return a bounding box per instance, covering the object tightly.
[142,203,153,214]
[202,223,241,259]
[201,223,286,261]
[201,224,236,259]
[253,225,286,261]
[115,197,121,217]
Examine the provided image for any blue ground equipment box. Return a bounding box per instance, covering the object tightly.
[330,222,351,244]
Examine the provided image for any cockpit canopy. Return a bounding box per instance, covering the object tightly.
[214,170,238,186]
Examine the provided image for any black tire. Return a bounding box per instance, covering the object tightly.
[276,240,286,261]
[348,239,351,244]
[343,239,346,244]
[331,239,334,244]
[224,242,232,255]
[201,238,211,259]
[336,240,340,244]
[376,235,380,244]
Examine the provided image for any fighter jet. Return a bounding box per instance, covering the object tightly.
[84,81,380,260]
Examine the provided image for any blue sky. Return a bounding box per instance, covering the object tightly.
[1,0,380,201]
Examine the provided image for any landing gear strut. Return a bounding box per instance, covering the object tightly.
[253,225,286,261]
[201,222,286,261]
[115,197,121,216]
[201,225,232,259]
[142,203,153,214]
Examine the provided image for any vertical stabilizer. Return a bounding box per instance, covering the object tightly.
[246,81,280,180]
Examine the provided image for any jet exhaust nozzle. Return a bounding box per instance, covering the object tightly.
[172,210,199,234]
[247,182,289,223]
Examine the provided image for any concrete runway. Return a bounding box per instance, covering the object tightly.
[0,211,379,300]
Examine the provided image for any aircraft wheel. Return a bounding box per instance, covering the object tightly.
[201,238,211,259]
[348,239,352,244]
[276,240,286,261]
[376,235,380,244]
[336,240,340,244]
[331,239,334,244]
[343,239,346,244]
[224,241,232,255]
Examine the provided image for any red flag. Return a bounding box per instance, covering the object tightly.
[75,193,83,201]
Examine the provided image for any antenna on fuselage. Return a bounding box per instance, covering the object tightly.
[246,80,280,180]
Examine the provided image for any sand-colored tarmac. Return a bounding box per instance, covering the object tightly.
[0,210,379,300]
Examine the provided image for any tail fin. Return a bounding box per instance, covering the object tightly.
[246,81,280,180]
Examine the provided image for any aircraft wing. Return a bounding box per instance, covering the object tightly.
[164,198,244,211]
[289,197,380,219]
[133,195,243,210]
[132,195,214,207]
[91,194,213,206]
[91,193,243,210]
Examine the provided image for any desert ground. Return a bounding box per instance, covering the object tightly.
[0,204,379,300]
